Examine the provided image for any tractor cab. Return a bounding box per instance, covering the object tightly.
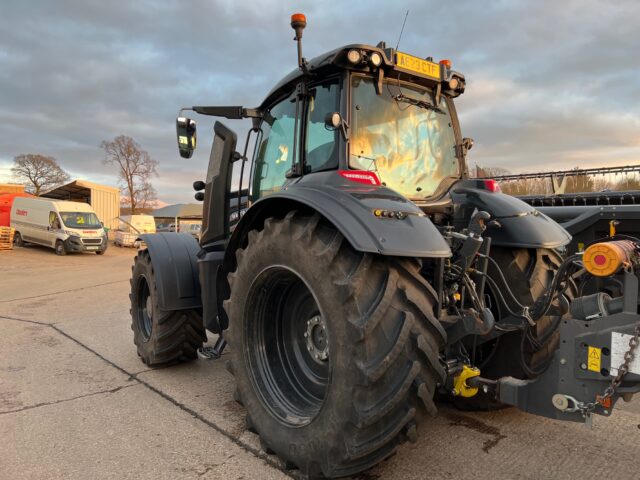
[177,13,471,236]
[250,38,470,202]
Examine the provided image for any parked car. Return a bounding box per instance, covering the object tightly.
[184,223,201,239]
[156,223,176,232]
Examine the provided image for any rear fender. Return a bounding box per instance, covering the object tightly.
[139,233,202,311]
[222,184,452,273]
[451,185,572,249]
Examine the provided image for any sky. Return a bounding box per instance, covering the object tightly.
[0,0,638,204]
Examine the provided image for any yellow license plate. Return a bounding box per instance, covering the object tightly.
[395,52,441,80]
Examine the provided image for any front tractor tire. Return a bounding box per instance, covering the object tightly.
[130,250,206,366]
[225,212,446,478]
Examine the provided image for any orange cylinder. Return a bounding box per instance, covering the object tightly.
[583,240,636,277]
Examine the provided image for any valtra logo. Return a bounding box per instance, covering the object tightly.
[16,209,28,216]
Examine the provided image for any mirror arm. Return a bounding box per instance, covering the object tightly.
[189,106,262,119]
[242,108,262,118]
[339,118,350,142]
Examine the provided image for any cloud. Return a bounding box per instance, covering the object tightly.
[0,0,638,204]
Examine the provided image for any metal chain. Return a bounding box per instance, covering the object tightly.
[598,322,640,404]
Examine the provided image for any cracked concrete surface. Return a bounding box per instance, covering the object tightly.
[2,244,640,479]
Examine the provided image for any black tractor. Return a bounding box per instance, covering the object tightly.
[129,14,640,479]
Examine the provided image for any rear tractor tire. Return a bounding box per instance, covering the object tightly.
[225,212,446,478]
[130,250,206,366]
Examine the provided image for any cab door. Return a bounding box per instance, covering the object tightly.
[250,90,300,201]
[48,211,61,246]
[250,78,341,201]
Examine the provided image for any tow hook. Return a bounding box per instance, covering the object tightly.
[452,365,481,397]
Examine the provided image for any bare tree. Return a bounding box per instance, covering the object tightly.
[565,171,595,194]
[11,154,70,195]
[475,165,511,178]
[101,135,158,214]
[136,182,158,209]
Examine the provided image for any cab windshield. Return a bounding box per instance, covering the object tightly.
[350,76,460,199]
[60,212,102,229]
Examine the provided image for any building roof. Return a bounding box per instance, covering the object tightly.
[42,179,120,200]
[0,183,26,194]
[151,203,202,219]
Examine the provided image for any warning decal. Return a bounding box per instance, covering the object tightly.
[611,332,640,376]
[588,346,602,372]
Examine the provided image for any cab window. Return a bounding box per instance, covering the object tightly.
[49,212,60,229]
[251,92,298,200]
[305,79,340,172]
[350,76,459,199]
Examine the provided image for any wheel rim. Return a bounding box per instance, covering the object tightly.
[135,276,153,341]
[56,242,63,254]
[244,266,330,427]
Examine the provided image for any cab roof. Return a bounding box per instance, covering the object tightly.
[260,43,390,108]
[259,43,463,110]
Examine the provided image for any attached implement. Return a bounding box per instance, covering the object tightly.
[128,14,640,478]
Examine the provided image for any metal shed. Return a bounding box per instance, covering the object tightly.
[151,203,202,220]
[42,180,120,231]
[151,203,202,232]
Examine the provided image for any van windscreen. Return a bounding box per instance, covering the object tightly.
[60,212,101,229]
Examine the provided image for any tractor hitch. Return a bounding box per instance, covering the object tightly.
[495,269,640,424]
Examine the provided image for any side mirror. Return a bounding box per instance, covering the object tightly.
[324,112,349,140]
[462,137,474,152]
[176,117,197,158]
[324,112,342,129]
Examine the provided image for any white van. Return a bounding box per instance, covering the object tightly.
[118,214,156,234]
[11,197,108,255]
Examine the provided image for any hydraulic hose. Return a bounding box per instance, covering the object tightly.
[529,254,581,321]
[477,254,528,310]
[477,252,581,377]
[481,274,531,323]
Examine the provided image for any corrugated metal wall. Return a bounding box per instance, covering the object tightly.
[89,186,120,232]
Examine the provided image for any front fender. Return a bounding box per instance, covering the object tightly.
[224,184,451,271]
[139,233,202,311]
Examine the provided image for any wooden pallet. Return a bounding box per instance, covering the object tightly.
[0,226,15,250]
